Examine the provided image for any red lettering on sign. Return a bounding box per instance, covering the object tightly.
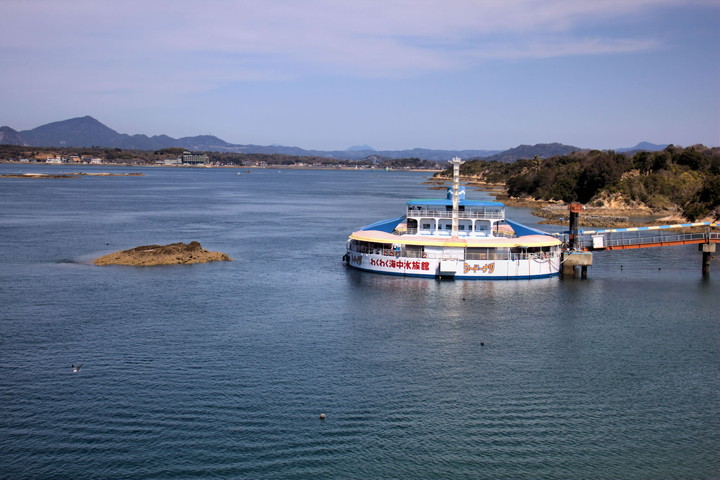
[463,262,495,274]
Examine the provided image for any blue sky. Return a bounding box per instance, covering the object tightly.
[1,0,718,151]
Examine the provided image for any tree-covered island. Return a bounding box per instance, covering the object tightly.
[436,145,720,224]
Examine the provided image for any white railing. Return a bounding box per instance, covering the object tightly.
[407,209,504,219]
[348,246,558,261]
[404,228,494,237]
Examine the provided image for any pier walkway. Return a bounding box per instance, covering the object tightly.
[556,204,719,278]
[567,222,720,251]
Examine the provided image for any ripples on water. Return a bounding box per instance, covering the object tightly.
[1,165,718,479]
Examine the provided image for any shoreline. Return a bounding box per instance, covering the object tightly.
[1,162,701,227]
[0,159,441,172]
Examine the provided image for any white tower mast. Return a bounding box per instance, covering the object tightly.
[450,157,465,238]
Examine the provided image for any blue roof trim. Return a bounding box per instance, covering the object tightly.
[504,219,553,237]
[407,199,504,207]
[360,216,405,233]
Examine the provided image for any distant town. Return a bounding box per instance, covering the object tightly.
[10,150,213,167]
[0,145,443,170]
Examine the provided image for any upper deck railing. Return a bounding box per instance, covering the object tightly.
[404,228,496,237]
[406,208,505,220]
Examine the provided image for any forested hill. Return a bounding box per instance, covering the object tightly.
[479,143,580,162]
[443,145,720,221]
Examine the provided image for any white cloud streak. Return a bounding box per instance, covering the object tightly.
[0,0,715,96]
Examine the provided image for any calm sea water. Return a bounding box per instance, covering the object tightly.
[1,164,718,480]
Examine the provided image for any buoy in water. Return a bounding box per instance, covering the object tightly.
[319,413,326,420]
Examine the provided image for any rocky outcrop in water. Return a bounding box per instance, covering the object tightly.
[94,242,232,266]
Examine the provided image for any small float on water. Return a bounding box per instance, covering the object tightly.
[344,158,562,279]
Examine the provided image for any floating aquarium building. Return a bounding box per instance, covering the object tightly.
[344,158,561,279]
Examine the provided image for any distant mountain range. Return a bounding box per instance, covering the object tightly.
[0,115,670,162]
[615,141,670,153]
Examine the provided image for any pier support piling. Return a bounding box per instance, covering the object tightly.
[561,252,593,278]
[562,264,577,278]
[700,243,715,278]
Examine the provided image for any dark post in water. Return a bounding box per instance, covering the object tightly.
[568,202,582,250]
[563,203,591,278]
[700,242,715,278]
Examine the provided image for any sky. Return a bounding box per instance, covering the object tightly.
[1,0,719,151]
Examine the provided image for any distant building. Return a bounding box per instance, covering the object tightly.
[181,151,209,165]
[81,155,102,164]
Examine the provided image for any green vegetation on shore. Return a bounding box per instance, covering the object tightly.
[438,145,720,221]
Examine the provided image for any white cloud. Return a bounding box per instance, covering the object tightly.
[0,0,716,95]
